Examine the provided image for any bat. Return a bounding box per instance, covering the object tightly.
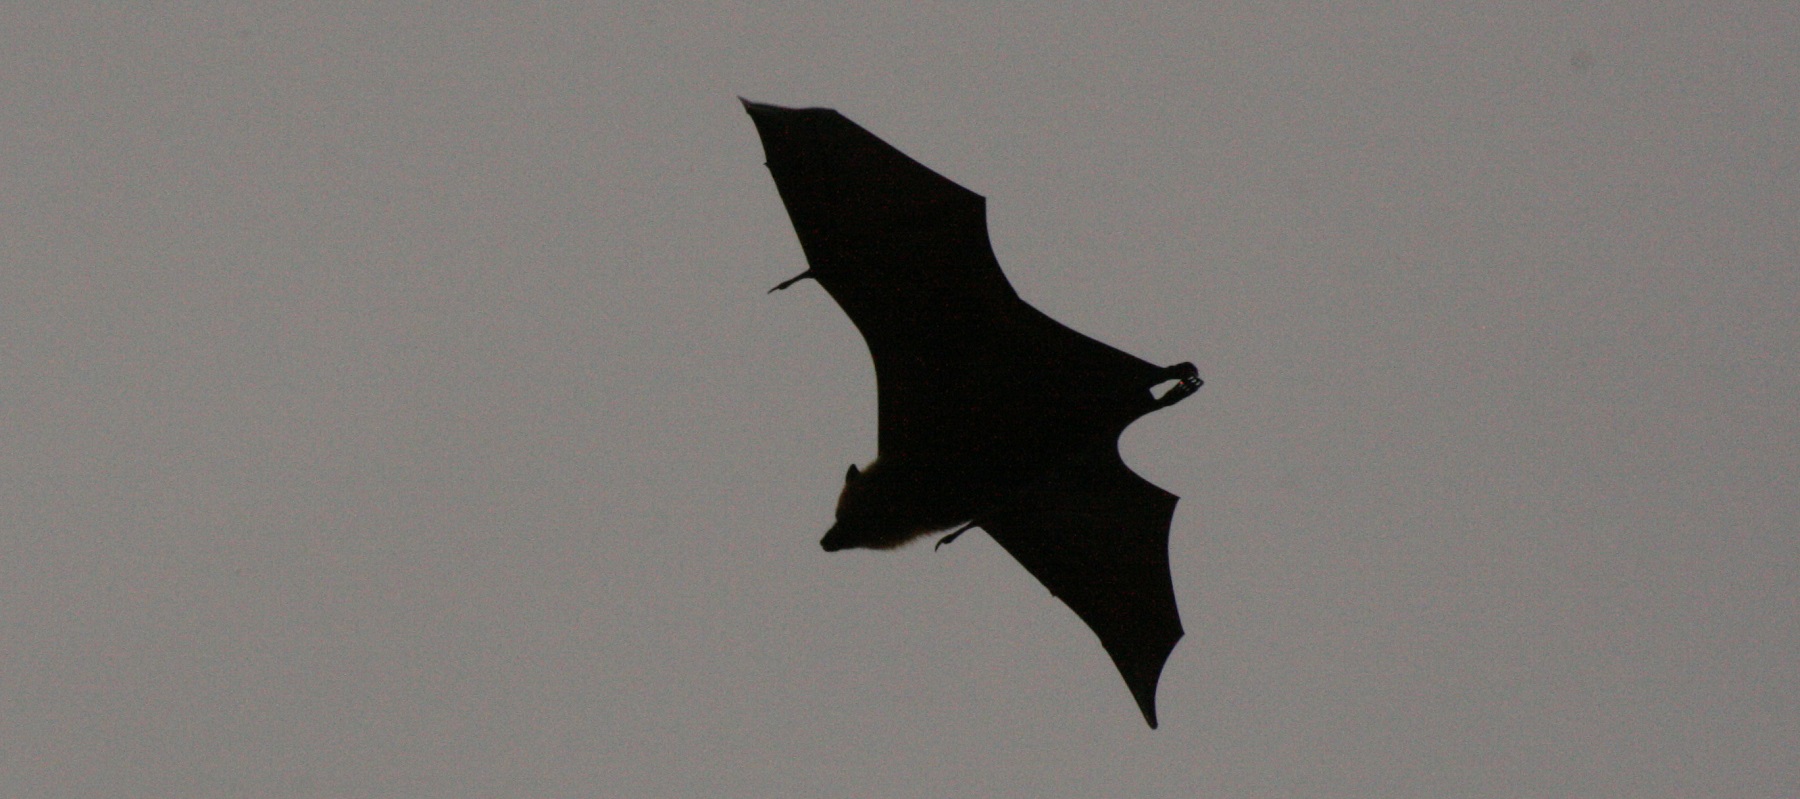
[742,99,1203,728]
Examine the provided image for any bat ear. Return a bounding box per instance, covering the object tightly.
[846,464,861,482]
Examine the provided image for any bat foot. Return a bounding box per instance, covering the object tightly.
[767,269,816,293]
[1152,362,1202,407]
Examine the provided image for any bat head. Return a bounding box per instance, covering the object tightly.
[820,459,964,551]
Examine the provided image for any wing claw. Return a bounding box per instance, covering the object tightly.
[768,269,816,293]
[934,521,978,550]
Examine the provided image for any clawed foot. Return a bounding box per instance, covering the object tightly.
[1153,362,1202,407]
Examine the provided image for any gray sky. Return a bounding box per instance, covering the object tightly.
[3,3,1795,797]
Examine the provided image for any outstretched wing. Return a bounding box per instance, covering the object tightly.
[741,99,1168,459]
[741,99,1017,338]
[980,451,1184,728]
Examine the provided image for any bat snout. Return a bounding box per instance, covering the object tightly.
[820,519,894,551]
[820,522,853,551]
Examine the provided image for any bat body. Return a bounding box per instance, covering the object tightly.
[743,99,1202,727]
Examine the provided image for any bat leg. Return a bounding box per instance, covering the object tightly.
[1152,362,1203,407]
[933,521,979,550]
[767,269,816,293]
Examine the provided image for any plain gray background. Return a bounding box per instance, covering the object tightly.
[3,3,1795,797]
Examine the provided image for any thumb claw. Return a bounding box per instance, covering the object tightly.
[935,521,978,550]
[768,269,816,293]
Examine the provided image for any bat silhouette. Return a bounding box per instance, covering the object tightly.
[743,99,1202,728]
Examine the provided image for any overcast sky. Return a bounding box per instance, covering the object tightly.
[3,3,1795,797]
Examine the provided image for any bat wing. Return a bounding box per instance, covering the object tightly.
[980,450,1184,728]
[740,98,1016,337]
[741,99,1170,460]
